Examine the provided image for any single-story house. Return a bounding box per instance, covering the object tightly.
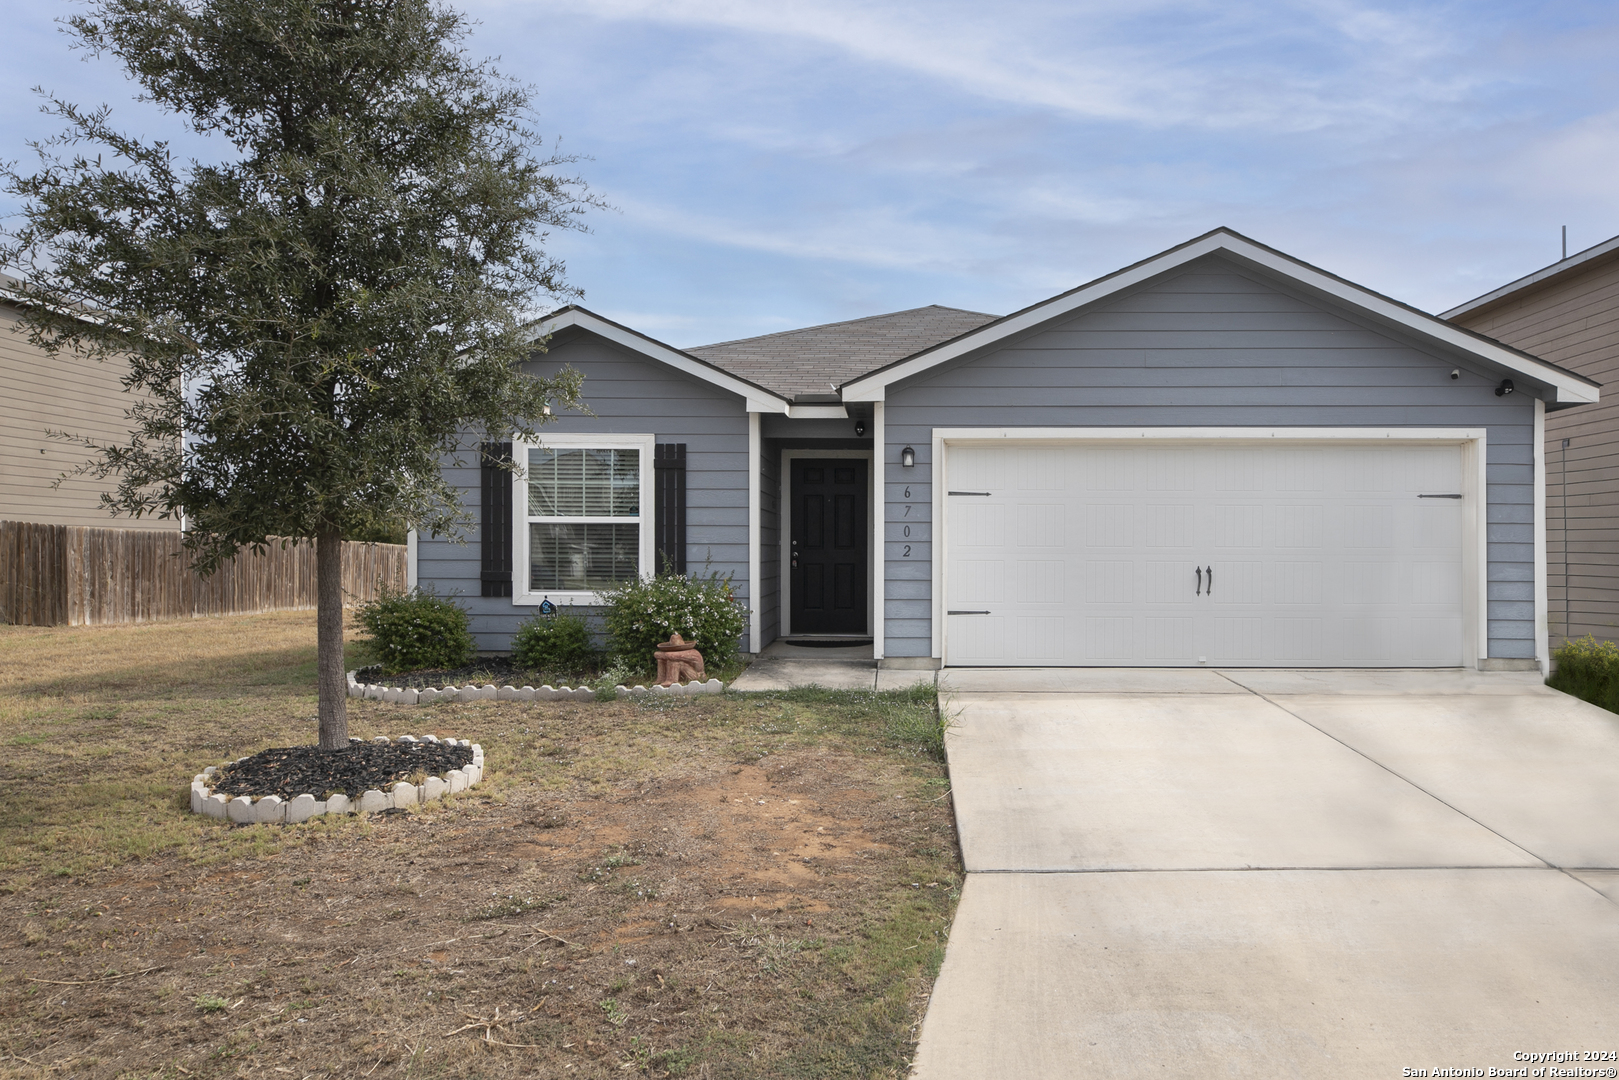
[414,228,1599,672]
[1442,233,1619,647]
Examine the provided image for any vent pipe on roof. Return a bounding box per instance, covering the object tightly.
[1563,225,1567,261]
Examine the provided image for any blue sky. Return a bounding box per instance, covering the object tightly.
[6,0,1619,347]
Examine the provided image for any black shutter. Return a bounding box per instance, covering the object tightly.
[480,441,513,597]
[655,443,686,575]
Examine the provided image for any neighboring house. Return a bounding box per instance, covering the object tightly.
[1443,235,1619,648]
[416,228,1598,671]
[0,275,176,530]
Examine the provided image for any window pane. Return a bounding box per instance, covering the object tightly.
[529,447,638,518]
[530,522,639,591]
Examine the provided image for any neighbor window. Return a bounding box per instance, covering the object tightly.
[518,436,654,600]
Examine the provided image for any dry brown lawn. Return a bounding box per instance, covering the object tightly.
[0,612,960,1079]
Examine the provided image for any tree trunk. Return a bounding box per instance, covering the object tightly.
[316,526,349,750]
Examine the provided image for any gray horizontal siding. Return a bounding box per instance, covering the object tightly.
[417,332,749,653]
[881,255,1541,661]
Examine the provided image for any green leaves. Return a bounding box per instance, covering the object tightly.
[598,570,748,672]
[2,0,600,571]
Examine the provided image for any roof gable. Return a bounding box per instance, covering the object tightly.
[530,306,789,413]
[840,228,1599,407]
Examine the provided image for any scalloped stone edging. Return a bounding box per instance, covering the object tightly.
[188,736,484,824]
[346,670,724,704]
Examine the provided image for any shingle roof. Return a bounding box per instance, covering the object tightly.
[687,305,999,400]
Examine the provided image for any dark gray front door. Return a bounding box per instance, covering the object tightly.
[790,458,867,635]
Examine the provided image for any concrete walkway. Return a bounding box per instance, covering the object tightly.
[912,668,1619,1078]
[731,644,936,691]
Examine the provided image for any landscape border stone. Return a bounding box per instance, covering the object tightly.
[188,736,484,825]
[344,670,725,703]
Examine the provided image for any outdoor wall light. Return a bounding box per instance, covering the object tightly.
[1496,379,1515,397]
[901,446,915,468]
[854,419,867,437]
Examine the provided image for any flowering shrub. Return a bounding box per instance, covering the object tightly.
[354,588,475,674]
[511,607,596,674]
[598,569,748,671]
[1548,634,1619,713]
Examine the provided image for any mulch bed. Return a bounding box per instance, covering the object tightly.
[210,740,473,801]
[355,658,587,690]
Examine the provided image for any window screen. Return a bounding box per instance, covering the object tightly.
[527,447,641,591]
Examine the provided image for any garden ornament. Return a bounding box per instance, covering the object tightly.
[655,633,705,687]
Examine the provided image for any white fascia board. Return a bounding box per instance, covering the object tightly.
[533,308,789,413]
[785,404,849,418]
[1442,234,1619,321]
[842,231,1599,407]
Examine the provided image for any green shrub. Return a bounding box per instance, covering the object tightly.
[354,588,475,674]
[511,608,596,673]
[1547,634,1619,713]
[598,569,748,672]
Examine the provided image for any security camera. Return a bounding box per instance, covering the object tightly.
[1450,369,1460,380]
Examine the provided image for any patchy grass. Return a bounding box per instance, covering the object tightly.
[0,612,960,1078]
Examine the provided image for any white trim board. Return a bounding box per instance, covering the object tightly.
[841,228,1599,407]
[928,427,1489,670]
[749,412,762,655]
[532,306,789,414]
[1442,233,1619,320]
[511,432,657,608]
[778,449,876,641]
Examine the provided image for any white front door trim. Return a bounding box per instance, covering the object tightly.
[929,427,1489,669]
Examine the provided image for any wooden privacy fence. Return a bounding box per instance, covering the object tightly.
[0,520,407,627]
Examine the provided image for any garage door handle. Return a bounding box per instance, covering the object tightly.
[1196,566,1202,595]
[948,610,991,615]
[1206,565,1212,595]
[948,491,992,496]
[1418,493,1462,499]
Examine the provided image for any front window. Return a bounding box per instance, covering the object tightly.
[519,438,652,599]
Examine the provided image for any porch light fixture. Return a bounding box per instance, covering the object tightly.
[854,419,867,437]
[1495,379,1515,397]
[901,446,915,468]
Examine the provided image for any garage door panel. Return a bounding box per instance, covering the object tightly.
[1084,504,1134,546]
[1085,561,1134,603]
[955,502,1005,548]
[1144,504,1195,546]
[1084,616,1136,660]
[1212,617,1265,662]
[951,615,1006,661]
[1015,503,1065,547]
[945,442,1467,667]
[1016,560,1066,603]
[1267,561,1325,605]
[1143,561,1196,604]
[1145,617,1195,660]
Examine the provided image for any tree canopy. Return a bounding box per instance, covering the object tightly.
[4,0,595,747]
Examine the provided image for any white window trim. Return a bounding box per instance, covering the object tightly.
[929,427,1489,669]
[512,432,657,607]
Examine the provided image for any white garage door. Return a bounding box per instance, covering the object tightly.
[943,442,1467,667]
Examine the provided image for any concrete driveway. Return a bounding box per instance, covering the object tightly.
[911,669,1619,1078]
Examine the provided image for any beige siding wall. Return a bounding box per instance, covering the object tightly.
[1451,255,1619,644]
[0,303,177,530]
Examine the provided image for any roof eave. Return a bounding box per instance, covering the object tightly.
[528,306,790,413]
[1442,234,1619,321]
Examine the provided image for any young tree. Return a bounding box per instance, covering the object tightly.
[3,0,592,749]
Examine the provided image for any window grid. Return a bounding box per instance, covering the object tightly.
[526,446,643,593]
